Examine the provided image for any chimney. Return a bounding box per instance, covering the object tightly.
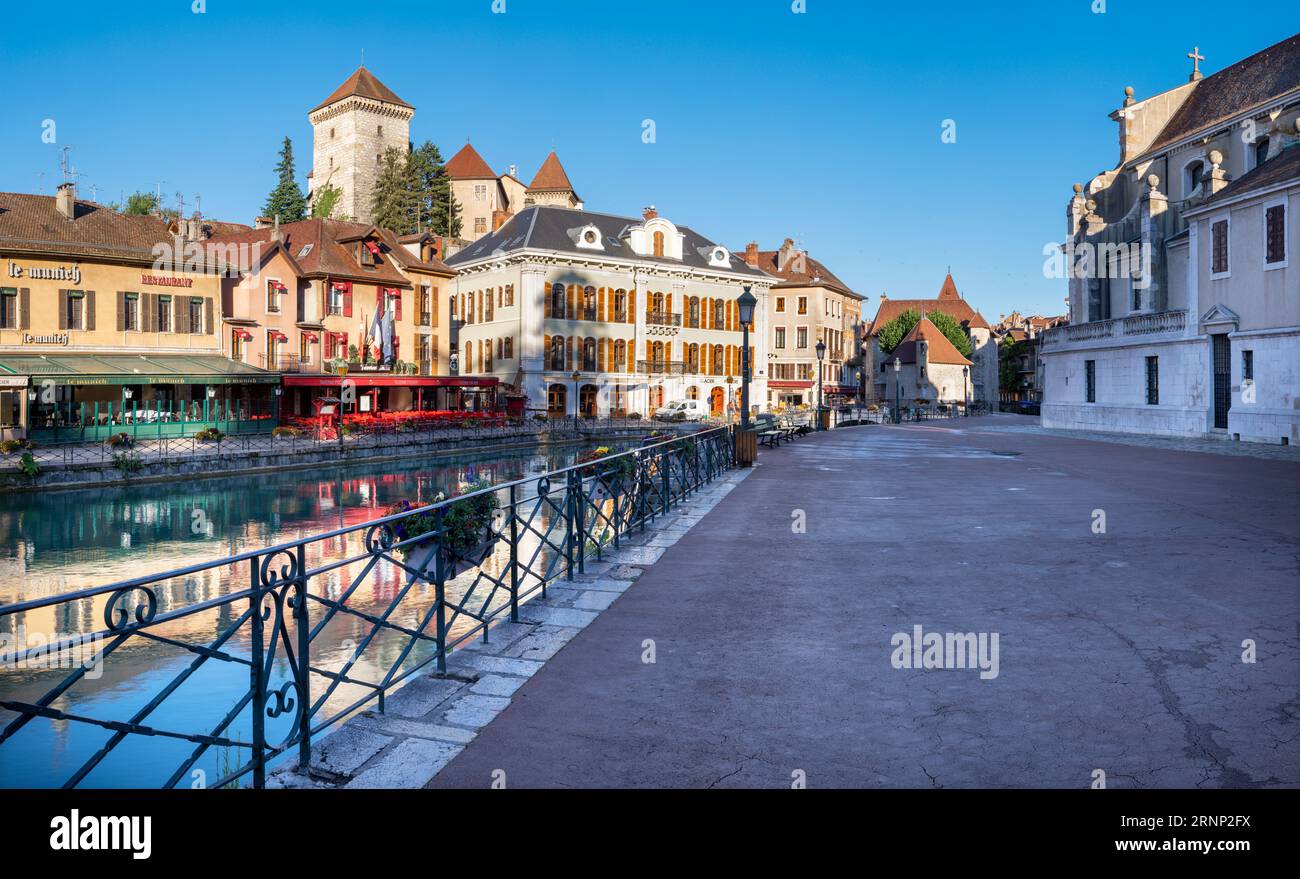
[743,242,759,267]
[776,237,797,271]
[642,205,657,221]
[55,182,77,220]
[271,215,283,244]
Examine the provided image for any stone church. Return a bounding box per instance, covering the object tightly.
[1040,34,1299,443]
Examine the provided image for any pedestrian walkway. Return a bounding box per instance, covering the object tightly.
[427,420,1300,788]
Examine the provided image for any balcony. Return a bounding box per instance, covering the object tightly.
[258,355,306,373]
[638,360,688,375]
[1040,310,1186,351]
[645,312,682,327]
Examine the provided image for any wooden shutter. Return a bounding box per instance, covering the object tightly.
[598,338,607,371]
[343,284,353,317]
[144,293,155,332]
[86,291,96,330]
[395,290,403,321]
[567,285,576,318]
[665,340,672,365]
[58,290,66,329]
[19,288,29,330]
[205,298,214,335]
[598,288,606,322]
[665,293,673,319]
[116,291,125,331]
[544,285,552,318]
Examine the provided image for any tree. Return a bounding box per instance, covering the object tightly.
[122,191,160,216]
[407,141,461,237]
[263,136,307,222]
[311,181,350,221]
[999,336,1025,394]
[371,146,417,233]
[876,307,972,357]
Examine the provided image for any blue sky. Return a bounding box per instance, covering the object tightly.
[0,1,1293,321]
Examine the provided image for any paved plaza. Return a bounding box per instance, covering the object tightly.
[428,416,1300,788]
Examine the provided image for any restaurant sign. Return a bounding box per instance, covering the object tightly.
[7,261,82,285]
[22,332,70,346]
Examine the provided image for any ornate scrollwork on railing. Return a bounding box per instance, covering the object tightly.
[266,680,298,719]
[259,549,301,589]
[103,585,159,632]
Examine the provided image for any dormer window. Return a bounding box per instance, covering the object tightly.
[1254,137,1270,169]
[653,231,665,258]
[360,240,382,266]
[707,246,730,268]
[575,224,605,251]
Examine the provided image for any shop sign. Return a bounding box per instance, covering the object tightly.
[22,332,69,346]
[7,261,82,285]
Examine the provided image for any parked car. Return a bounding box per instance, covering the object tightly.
[653,400,708,422]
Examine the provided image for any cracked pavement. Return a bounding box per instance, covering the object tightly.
[429,416,1300,788]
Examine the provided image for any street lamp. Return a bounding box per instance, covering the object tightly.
[815,338,826,431]
[963,365,970,417]
[571,370,582,428]
[737,286,756,432]
[892,356,902,424]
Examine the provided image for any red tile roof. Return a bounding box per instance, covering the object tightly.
[748,248,860,298]
[446,143,497,180]
[527,151,575,191]
[867,273,991,336]
[899,316,973,366]
[312,66,412,113]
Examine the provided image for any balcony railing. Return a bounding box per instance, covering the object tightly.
[646,312,682,327]
[1040,310,1186,349]
[0,428,736,788]
[637,359,687,375]
[258,354,306,373]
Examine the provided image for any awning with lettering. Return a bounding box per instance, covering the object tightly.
[281,375,499,388]
[0,353,280,385]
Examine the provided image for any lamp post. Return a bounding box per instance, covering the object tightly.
[892,356,902,424]
[815,338,826,431]
[963,365,970,417]
[571,370,581,429]
[737,286,756,432]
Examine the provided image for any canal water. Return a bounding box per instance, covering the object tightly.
[0,439,627,788]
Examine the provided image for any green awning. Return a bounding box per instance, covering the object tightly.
[0,353,280,385]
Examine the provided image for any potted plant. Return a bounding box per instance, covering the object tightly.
[384,478,500,578]
[105,432,133,449]
[194,427,225,442]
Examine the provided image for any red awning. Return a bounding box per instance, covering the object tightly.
[238,330,253,341]
[768,380,814,389]
[282,375,500,388]
[364,241,382,255]
[302,332,319,343]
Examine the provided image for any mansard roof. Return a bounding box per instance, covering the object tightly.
[445,143,497,180]
[1143,34,1300,158]
[312,66,413,113]
[444,205,770,278]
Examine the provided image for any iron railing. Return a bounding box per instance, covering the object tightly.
[0,427,735,788]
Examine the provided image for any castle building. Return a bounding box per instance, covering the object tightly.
[444,205,772,418]
[1040,35,1299,442]
[307,67,414,225]
[881,317,975,410]
[863,273,997,404]
[740,238,866,409]
[446,144,582,241]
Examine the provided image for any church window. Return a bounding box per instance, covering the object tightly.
[1254,137,1270,169]
[1185,160,1204,196]
[1211,219,1229,274]
[1265,204,1286,264]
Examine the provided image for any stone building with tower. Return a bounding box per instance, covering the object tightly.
[863,273,997,405]
[1040,34,1299,443]
[307,67,414,225]
[446,144,582,241]
[444,205,771,418]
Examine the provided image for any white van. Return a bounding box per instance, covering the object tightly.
[654,399,708,422]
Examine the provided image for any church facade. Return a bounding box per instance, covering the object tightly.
[1039,35,1299,443]
[444,205,772,418]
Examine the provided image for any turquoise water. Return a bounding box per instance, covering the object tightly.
[0,440,622,788]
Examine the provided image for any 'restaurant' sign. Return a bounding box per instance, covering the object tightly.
[141,274,194,287]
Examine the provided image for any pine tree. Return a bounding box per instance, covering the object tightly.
[371,146,417,233]
[407,141,461,238]
[263,136,307,222]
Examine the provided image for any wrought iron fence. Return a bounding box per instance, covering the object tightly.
[0,427,735,788]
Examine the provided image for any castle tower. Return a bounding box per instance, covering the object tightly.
[525,151,580,208]
[308,67,414,225]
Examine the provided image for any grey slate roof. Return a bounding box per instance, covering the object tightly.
[1191,144,1300,211]
[444,206,771,278]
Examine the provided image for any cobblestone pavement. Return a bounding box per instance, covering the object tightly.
[423,420,1299,789]
[974,413,1300,462]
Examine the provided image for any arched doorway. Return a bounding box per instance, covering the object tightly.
[547,384,567,417]
[579,384,598,417]
[649,385,665,414]
[709,387,725,417]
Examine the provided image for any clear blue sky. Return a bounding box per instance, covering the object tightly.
[1,1,1293,321]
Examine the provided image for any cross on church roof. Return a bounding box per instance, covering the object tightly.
[1187,46,1205,81]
